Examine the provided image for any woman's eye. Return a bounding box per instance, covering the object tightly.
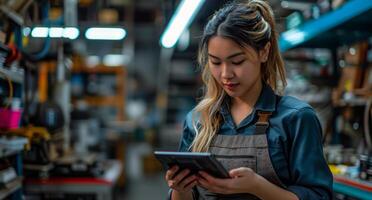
[211,61,221,65]
[232,60,245,65]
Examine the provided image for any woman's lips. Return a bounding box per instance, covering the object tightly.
[223,83,239,90]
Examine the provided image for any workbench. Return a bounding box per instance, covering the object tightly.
[24,160,122,200]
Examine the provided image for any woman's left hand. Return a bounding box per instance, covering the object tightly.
[197,167,260,194]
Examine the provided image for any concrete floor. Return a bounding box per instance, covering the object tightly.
[116,172,169,200]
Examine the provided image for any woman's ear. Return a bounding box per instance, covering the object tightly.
[259,42,271,63]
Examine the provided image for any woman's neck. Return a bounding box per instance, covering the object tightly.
[230,81,262,126]
[232,80,262,109]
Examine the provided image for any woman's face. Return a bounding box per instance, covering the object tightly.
[207,36,269,100]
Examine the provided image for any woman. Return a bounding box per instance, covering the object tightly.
[165,0,333,199]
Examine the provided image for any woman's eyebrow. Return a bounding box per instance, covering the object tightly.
[208,52,245,59]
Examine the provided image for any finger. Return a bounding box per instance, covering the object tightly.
[197,176,209,187]
[198,171,225,187]
[198,178,226,194]
[229,167,250,178]
[184,180,198,191]
[165,165,179,180]
[168,180,176,188]
[173,169,190,184]
[197,176,216,189]
[179,175,197,189]
[198,171,213,179]
[169,175,189,189]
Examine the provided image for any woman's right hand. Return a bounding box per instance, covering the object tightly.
[165,165,198,194]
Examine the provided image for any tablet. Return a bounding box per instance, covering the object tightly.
[154,151,229,178]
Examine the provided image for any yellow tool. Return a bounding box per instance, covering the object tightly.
[1,126,50,150]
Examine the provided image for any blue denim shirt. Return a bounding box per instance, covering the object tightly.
[178,84,333,200]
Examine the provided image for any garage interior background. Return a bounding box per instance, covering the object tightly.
[0,0,372,199]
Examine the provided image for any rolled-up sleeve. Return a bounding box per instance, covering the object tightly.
[286,107,333,200]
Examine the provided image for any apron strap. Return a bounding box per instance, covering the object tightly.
[255,111,272,135]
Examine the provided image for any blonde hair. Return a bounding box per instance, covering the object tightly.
[191,0,286,152]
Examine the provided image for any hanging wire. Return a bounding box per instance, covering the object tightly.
[16,0,63,61]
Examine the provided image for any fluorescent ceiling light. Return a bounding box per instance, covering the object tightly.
[29,27,79,39]
[31,27,49,37]
[281,29,306,46]
[160,0,205,48]
[63,27,79,39]
[85,28,126,40]
[49,27,64,38]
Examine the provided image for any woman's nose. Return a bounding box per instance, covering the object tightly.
[221,63,233,79]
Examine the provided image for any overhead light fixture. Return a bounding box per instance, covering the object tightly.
[160,0,205,48]
[31,27,49,38]
[63,27,80,39]
[49,27,64,38]
[281,29,306,46]
[85,27,126,40]
[281,1,312,11]
[29,27,79,39]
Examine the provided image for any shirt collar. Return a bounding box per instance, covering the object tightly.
[255,83,277,112]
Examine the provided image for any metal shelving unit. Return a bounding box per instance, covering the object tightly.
[0,137,26,200]
[0,177,23,200]
[279,0,372,51]
[70,65,126,121]
[0,41,25,198]
[0,67,24,84]
[279,1,372,199]
[0,43,23,84]
[0,148,24,159]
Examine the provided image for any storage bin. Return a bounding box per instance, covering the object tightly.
[0,108,22,129]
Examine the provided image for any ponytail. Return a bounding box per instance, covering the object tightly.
[245,0,287,93]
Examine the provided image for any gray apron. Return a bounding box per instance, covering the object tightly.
[195,111,286,200]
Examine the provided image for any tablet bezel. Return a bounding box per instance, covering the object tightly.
[154,151,230,178]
